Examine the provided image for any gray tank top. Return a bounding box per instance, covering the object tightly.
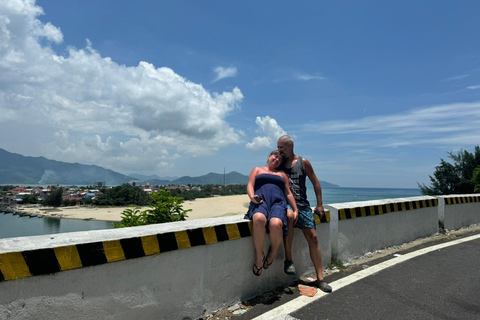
[280,156,310,208]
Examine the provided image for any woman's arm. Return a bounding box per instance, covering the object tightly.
[247,167,261,203]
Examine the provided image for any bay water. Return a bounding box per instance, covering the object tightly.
[0,187,422,239]
[0,213,115,239]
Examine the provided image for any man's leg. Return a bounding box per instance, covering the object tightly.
[301,227,332,292]
[283,208,295,274]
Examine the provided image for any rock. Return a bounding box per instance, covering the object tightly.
[233,309,246,315]
[227,304,240,312]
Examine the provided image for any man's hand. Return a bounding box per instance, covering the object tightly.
[314,205,325,217]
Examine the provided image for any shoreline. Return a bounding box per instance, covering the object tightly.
[9,194,250,222]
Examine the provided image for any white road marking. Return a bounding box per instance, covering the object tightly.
[253,233,480,320]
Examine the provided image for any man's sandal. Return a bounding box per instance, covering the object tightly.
[284,260,296,275]
[317,280,332,293]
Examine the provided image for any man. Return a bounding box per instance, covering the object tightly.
[277,135,332,293]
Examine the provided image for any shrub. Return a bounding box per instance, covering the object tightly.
[114,190,191,228]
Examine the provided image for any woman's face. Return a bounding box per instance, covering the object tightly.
[268,153,283,169]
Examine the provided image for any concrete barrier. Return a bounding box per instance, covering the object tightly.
[1,193,479,319]
[438,194,480,231]
[325,196,438,262]
[0,212,331,320]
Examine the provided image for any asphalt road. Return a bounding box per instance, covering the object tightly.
[236,232,480,320]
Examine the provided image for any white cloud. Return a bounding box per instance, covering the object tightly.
[0,0,243,174]
[302,102,480,150]
[441,74,469,82]
[32,21,63,43]
[246,116,287,150]
[213,66,237,82]
[273,70,325,83]
[466,85,480,90]
[296,73,325,81]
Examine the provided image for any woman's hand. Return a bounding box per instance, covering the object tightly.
[251,195,263,204]
[293,209,299,226]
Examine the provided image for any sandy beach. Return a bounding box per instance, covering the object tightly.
[14,194,250,222]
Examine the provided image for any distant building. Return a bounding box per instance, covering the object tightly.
[12,187,28,194]
[14,192,31,203]
[95,182,106,188]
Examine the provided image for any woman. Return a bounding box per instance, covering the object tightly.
[245,150,298,276]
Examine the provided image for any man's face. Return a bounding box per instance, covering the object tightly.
[277,139,291,155]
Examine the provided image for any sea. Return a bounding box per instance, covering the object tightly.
[0,187,422,239]
[316,187,422,206]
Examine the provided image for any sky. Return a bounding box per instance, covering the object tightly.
[1,0,479,188]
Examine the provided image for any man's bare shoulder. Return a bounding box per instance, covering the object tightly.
[300,156,312,168]
[301,157,318,177]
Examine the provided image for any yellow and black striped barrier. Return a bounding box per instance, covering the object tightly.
[338,199,438,221]
[314,210,330,225]
[0,213,330,282]
[444,195,480,205]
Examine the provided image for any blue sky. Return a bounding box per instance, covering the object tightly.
[1,1,479,188]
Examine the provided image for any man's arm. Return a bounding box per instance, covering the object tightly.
[303,158,325,215]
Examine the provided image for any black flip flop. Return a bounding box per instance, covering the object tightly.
[263,246,273,269]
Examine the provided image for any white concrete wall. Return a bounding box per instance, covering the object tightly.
[0,214,331,320]
[438,194,480,231]
[1,194,480,319]
[325,196,438,262]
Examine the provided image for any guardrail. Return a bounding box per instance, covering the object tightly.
[438,194,480,231]
[0,194,479,319]
[325,196,438,261]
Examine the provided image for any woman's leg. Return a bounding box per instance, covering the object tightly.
[252,212,267,268]
[265,217,283,265]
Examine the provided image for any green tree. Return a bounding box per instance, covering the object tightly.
[42,187,64,207]
[21,194,38,204]
[448,147,480,193]
[419,146,480,195]
[94,184,150,206]
[62,198,76,207]
[203,184,213,195]
[473,167,480,193]
[114,190,191,227]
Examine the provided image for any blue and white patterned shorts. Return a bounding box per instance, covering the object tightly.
[287,205,315,229]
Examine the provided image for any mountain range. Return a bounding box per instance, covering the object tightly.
[0,148,340,187]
